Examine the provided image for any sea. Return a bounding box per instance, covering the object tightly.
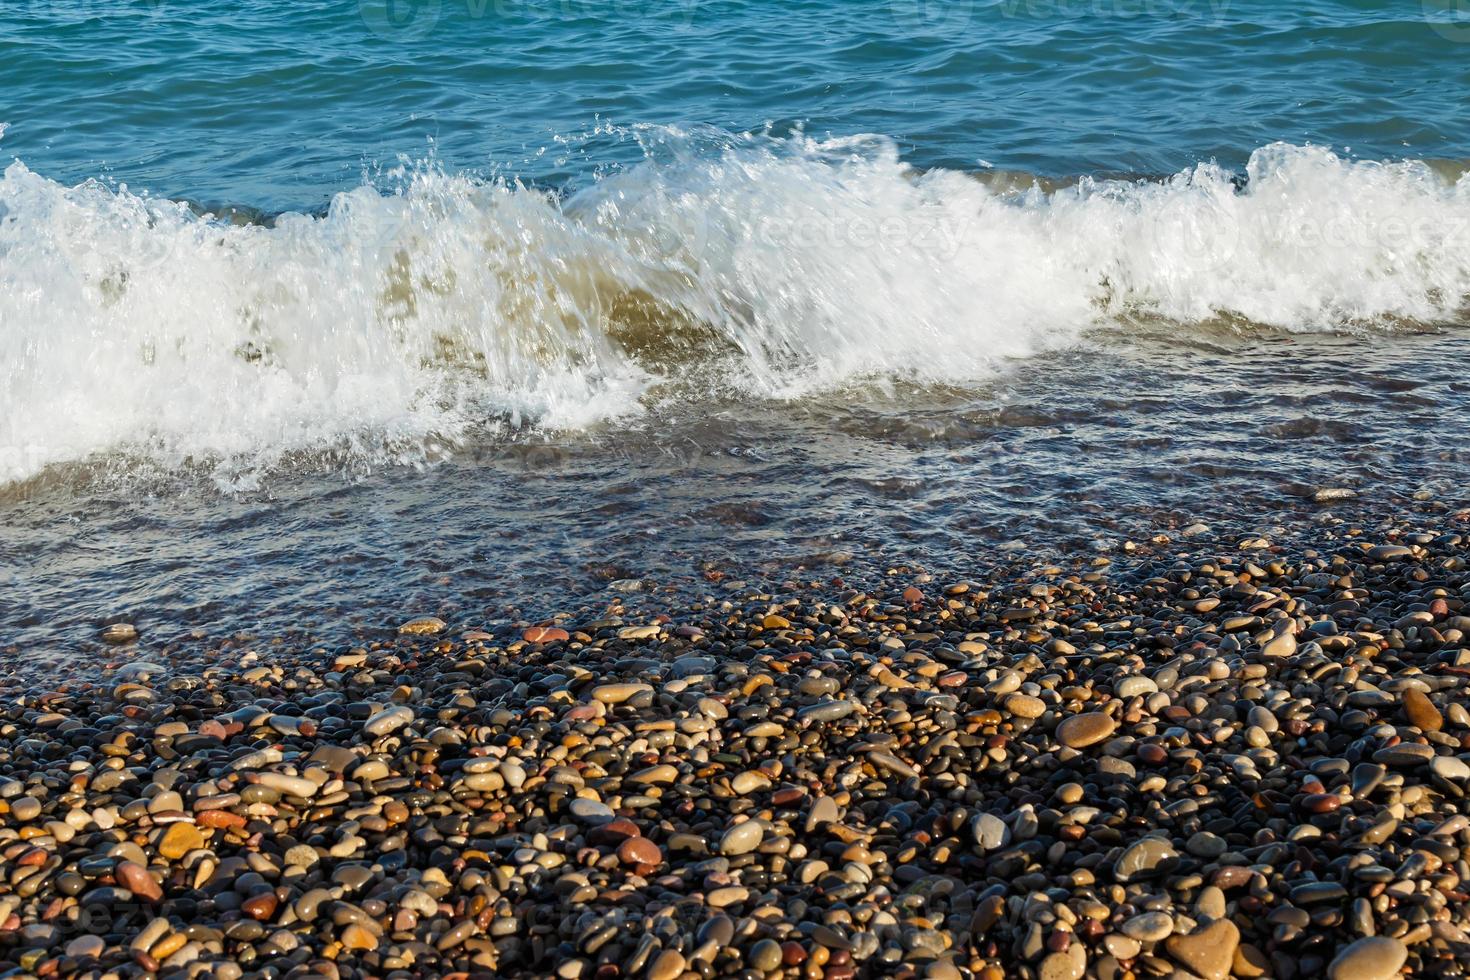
[3,0,1470,656]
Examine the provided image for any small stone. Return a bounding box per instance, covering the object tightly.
[750,939,783,972]
[591,683,653,705]
[1432,755,1470,782]
[1373,743,1434,767]
[9,797,41,822]
[617,837,662,868]
[340,923,379,951]
[1039,950,1084,980]
[1261,630,1297,658]
[1328,936,1408,980]
[102,623,139,644]
[719,820,765,856]
[1004,694,1046,719]
[1116,676,1158,698]
[257,772,318,797]
[364,705,414,737]
[1114,837,1178,882]
[1165,919,1239,980]
[397,616,446,635]
[158,823,204,860]
[65,934,106,959]
[807,796,840,831]
[569,799,616,825]
[972,812,1010,851]
[523,626,570,643]
[1057,712,1116,749]
[1122,911,1174,943]
[707,885,749,908]
[242,893,279,921]
[116,861,162,902]
[1403,688,1443,732]
[649,949,685,980]
[1186,831,1226,859]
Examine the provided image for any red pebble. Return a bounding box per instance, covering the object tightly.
[115,861,162,902]
[197,810,246,830]
[242,892,279,921]
[617,837,662,868]
[1300,793,1341,814]
[588,819,642,846]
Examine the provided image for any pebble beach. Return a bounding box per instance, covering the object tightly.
[4,510,1469,980]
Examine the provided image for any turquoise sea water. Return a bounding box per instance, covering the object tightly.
[4,1,1470,653]
[4,0,1470,208]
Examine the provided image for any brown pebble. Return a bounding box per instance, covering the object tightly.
[242,893,279,921]
[616,837,662,868]
[1404,688,1443,732]
[115,861,162,902]
[1057,711,1117,749]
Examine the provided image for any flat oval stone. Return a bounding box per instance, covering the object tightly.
[115,861,161,902]
[616,837,662,867]
[719,820,765,856]
[1328,936,1408,980]
[799,700,856,723]
[972,812,1010,851]
[806,796,840,832]
[1057,712,1117,749]
[1373,743,1433,767]
[1116,676,1158,698]
[1432,755,1470,781]
[569,799,615,825]
[1403,688,1443,732]
[257,772,318,798]
[1114,837,1178,882]
[591,683,653,705]
[1121,911,1174,942]
[363,705,414,737]
[1004,694,1046,719]
[397,616,445,635]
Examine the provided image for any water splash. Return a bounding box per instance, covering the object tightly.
[2,131,1468,487]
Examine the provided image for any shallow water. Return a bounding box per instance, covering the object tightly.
[5,325,1468,654]
[3,1,1470,655]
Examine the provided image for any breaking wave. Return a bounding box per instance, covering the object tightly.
[2,128,1468,486]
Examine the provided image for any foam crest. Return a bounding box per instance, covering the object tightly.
[2,134,1467,486]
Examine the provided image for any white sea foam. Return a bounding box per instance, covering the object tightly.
[2,134,1468,485]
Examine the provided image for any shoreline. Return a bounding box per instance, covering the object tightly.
[2,515,1468,978]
